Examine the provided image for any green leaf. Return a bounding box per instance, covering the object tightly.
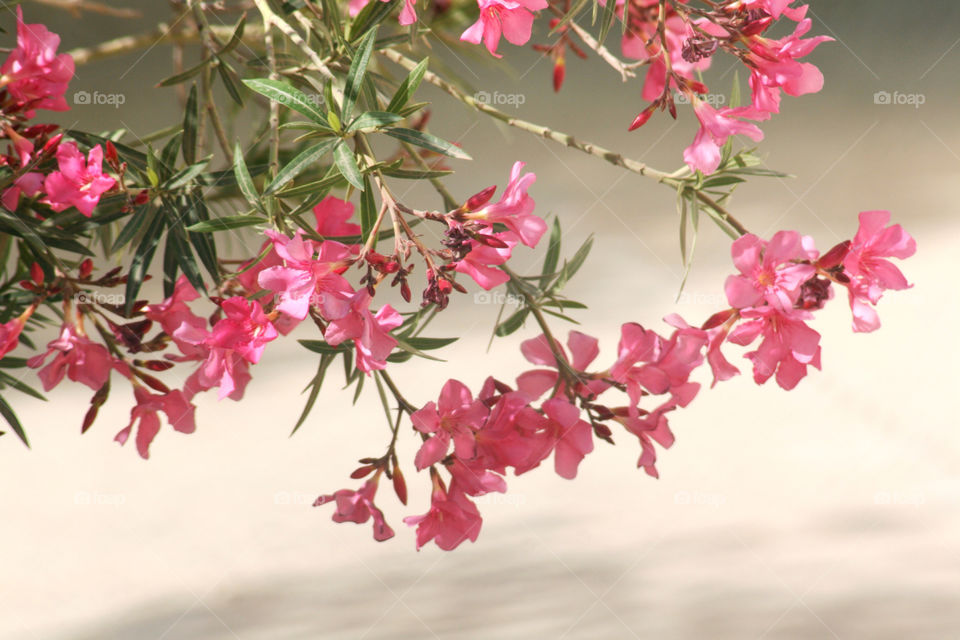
[379,166,453,180]
[343,27,378,122]
[382,128,471,160]
[291,354,335,435]
[242,78,328,126]
[333,141,364,190]
[386,57,429,114]
[163,157,212,190]
[263,138,339,195]
[347,111,404,132]
[158,58,210,87]
[401,336,458,350]
[274,171,342,198]
[393,337,447,362]
[124,207,166,315]
[233,141,261,210]
[186,215,265,233]
[0,394,28,448]
[299,339,348,355]
[111,203,152,253]
[359,173,376,241]
[216,58,245,106]
[540,217,562,290]
[495,308,530,337]
[597,0,618,45]
[182,84,199,165]
[554,235,594,291]
[218,14,247,56]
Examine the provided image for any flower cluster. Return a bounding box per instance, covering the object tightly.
[316,210,915,550]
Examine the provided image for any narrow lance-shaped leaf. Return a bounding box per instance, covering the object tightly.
[182,84,199,165]
[242,78,329,126]
[342,27,378,122]
[386,57,429,113]
[263,138,339,195]
[383,127,471,160]
[333,141,364,190]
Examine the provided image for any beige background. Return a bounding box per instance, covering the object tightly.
[1,1,958,638]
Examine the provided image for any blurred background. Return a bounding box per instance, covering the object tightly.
[2,0,958,638]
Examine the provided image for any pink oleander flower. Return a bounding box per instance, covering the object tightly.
[404,481,482,550]
[412,379,489,470]
[0,8,74,116]
[610,322,705,414]
[179,297,278,400]
[143,275,208,360]
[460,0,548,58]
[745,14,832,101]
[258,230,355,321]
[0,310,31,360]
[666,312,740,387]
[314,478,395,542]
[474,383,551,474]
[447,456,507,496]
[534,397,594,479]
[27,323,112,391]
[741,0,806,20]
[323,289,401,373]
[1,128,44,210]
[516,331,609,401]
[727,305,821,390]
[42,142,116,216]
[114,386,196,459]
[840,210,916,333]
[616,401,677,478]
[466,161,546,248]
[724,231,817,312]
[453,231,517,290]
[684,99,764,175]
[622,1,710,103]
[313,195,362,238]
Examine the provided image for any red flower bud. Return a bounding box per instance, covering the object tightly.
[553,56,566,93]
[464,185,497,212]
[30,262,44,286]
[628,105,656,131]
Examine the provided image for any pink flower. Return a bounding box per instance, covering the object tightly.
[741,0,806,20]
[411,379,488,470]
[516,330,609,401]
[840,210,916,332]
[0,313,29,360]
[143,275,208,360]
[746,16,832,100]
[257,230,355,321]
[683,99,764,175]
[727,306,821,390]
[180,297,278,400]
[460,0,548,58]
[466,161,546,247]
[447,456,507,496]
[42,142,116,216]
[610,322,705,414]
[313,195,362,238]
[114,386,196,459]
[616,402,677,478]
[474,385,551,474]
[452,231,517,290]
[27,323,113,391]
[314,478,395,542]
[1,128,43,210]
[537,397,594,479]
[724,231,816,312]
[404,482,482,550]
[665,312,739,388]
[0,8,74,116]
[323,290,401,373]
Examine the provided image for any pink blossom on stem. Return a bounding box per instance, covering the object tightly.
[460,0,548,58]
[840,210,916,332]
[27,323,112,391]
[516,330,608,401]
[0,8,74,116]
[452,231,517,290]
[466,161,546,247]
[180,297,278,400]
[323,290,401,374]
[314,478,395,542]
[42,142,116,216]
[683,99,764,175]
[143,275,208,361]
[724,231,816,312]
[313,195,362,238]
[404,481,482,550]
[516,397,594,480]
[411,379,488,470]
[114,386,196,459]
[727,306,821,390]
[257,230,355,321]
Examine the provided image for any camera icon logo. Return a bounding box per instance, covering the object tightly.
[873,91,892,105]
[73,90,91,105]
